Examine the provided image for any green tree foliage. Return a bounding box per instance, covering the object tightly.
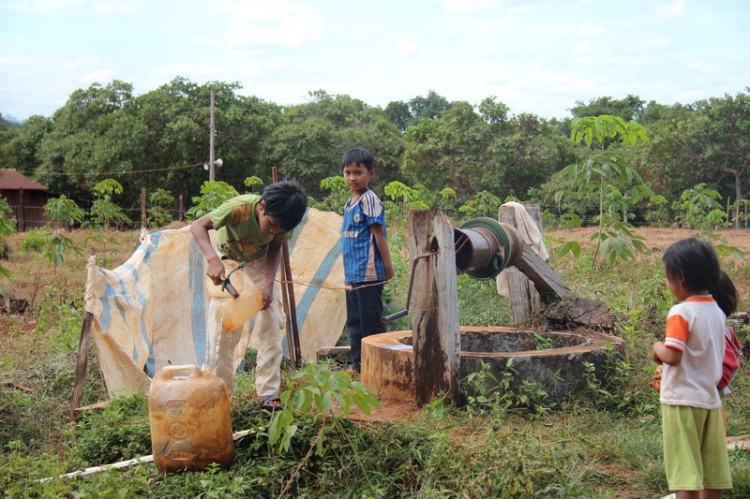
[186,181,240,221]
[403,100,576,200]
[35,80,141,199]
[644,90,750,212]
[0,115,51,171]
[2,78,747,224]
[88,179,133,230]
[264,91,404,197]
[146,188,175,228]
[44,195,86,231]
[556,115,652,265]
[571,95,646,122]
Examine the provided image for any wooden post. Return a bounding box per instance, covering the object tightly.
[70,311,94,421]
[410,210,461,405]
[498,204,543,323]
[18,187,25,232]
[178,195,184,222]
[141,188,147,228]
[271,167,301,368]
[70,249,97,421]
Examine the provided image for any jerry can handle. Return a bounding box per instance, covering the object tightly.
[156,364,201,381]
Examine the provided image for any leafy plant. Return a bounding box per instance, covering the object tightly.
[556,115,652,265]
[465,359,515,412]
[458,190,502,218]
[383,181,431,224]
[532,331,553,350]
[69,394,151,466]
[38,196,86,275]
[44,195,86,231]
[87,179,133,230]
[311,175,349,214]
[243,175,264,193]
[582,343,653,414]
[41,229,82,276]
[146,188,174,228]
[185,181,240,221]
[268,362,379,453]
[672,183,726,230]
[19,227,46,252]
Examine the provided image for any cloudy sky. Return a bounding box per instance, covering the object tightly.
[1,0,748,122]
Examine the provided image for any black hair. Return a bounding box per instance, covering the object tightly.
[342,147,374,171]
[711,270,739,317]
[261,179,307,232]
[662,238,721,293]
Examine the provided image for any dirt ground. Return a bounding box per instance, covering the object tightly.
[548,227,750,254]
[549,227,750,300]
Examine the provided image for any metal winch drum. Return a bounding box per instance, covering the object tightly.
[383,217,524,323]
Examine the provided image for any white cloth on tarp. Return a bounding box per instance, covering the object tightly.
[83,208,347,397]
[496,202,549,297]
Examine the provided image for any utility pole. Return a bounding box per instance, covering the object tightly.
[209,87,216,182]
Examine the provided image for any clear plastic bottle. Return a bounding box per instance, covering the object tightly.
[149,365,235,473]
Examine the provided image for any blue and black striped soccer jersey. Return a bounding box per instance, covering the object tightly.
[341,189,387,285]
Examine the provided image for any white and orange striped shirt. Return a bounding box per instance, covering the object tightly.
[660,296,726,409]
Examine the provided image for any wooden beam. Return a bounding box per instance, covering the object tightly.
[512,243,573,300]
[410,210,461,404]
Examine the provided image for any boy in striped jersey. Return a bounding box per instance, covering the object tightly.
[340,147,394,373]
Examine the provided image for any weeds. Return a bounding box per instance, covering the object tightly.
[1,225,750,497]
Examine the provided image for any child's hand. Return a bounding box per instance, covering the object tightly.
[206,259,226,285]
[649,365,662,392]
[385,266,395,281]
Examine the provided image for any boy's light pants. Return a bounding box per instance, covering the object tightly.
[244,259,285,398]
[214,256,285,398]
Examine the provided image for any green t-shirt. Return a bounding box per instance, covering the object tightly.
[209,194,292,262]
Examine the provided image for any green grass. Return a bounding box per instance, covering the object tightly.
[1,225,749,497]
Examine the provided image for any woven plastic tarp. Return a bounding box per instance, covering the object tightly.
[84,208,346,397]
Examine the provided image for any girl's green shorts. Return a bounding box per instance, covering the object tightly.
[662,404,732,491]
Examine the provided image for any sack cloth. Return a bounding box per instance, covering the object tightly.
[84,208,346,397]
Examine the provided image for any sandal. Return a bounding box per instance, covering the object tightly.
[261,395,284,411]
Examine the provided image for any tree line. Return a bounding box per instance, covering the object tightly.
[0,77,748,224]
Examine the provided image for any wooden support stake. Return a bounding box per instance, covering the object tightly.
[70,249,97,422]
[141,188,147,228]
[70,311,94,422]
[18,187,25,232]
[272,167,301,368]
[410,210,461,405]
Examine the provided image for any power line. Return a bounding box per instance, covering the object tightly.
[4,164,198,176]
